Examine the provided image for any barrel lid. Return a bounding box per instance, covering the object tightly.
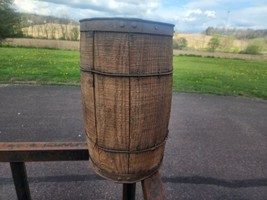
[80,17,174,36]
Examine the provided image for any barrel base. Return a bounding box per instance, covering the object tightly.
[89,159,162,183]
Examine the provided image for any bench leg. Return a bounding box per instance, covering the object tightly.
[123,183,136,200]
[142,171,166,200]
[10,162,32,200]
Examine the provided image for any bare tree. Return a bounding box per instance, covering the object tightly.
[70,26,79,41]
[60,24,67,40]
[49,24,56,39]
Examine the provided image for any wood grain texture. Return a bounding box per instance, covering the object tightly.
[80,71,96,143]
[80,32,93,70]
[95,74,130,150]
[88,140,128,175]
[94,32,129,74]
[80,19,173,183]
[129,76,172,151]
[129,34,172,74]
[129,146,165,174]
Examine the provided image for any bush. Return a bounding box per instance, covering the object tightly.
[240,39,265,55]
[173,40,179,49]
[218,36,235,52]
[173,37,187,50]
[241,42,262,55]
[208,36,220,52]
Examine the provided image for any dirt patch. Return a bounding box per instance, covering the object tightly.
[4,38,79,50]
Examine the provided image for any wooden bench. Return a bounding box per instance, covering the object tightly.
[0,142,165,200]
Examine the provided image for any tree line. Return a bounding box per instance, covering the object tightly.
[204,27,267,39]
[0,0,79,42]
[20,13,78,28]
[0,0,22,42]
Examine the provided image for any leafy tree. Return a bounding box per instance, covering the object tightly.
[241,41,263,55]
[243,44,261,54]
[0,0,22,42]
[173,40,179,49]
[219,36,234,52]
[208,36,220,52]
[177,37,187,49]
[204,27,215,35]
[173,37,187,50]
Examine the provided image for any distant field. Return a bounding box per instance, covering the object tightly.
[5,38,267,60]
[174,33,267,55]
[174,33,248,51]
[22,23,80,40]
[4,38,79,50]
[0,47,266,99]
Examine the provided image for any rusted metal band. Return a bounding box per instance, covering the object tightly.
[92,131,168,154]
[80,30,174,37]
[89,157,163,183]
[80,68,173,77]
[0,142,88,151]
[0,142,89,162]
[80,18,174,36]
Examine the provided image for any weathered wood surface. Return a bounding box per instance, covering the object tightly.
[142,171,166,200]
[80,18,174,183]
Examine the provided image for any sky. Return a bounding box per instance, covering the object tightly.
[14,0,267,33]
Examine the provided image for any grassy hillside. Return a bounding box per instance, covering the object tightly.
[174,33,248,52]
[20,13,79,40]
[22,23,80,40]
[174,33,267,54]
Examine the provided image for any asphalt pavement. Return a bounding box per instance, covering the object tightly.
[0,85,267,200]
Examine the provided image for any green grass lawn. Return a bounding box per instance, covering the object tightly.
[0,47,267,99]
[0,46,80,85]
[173,56,267,99]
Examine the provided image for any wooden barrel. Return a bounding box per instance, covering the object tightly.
[80,18,174,183]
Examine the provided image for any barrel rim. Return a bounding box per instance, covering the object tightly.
[79,17,174,27]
